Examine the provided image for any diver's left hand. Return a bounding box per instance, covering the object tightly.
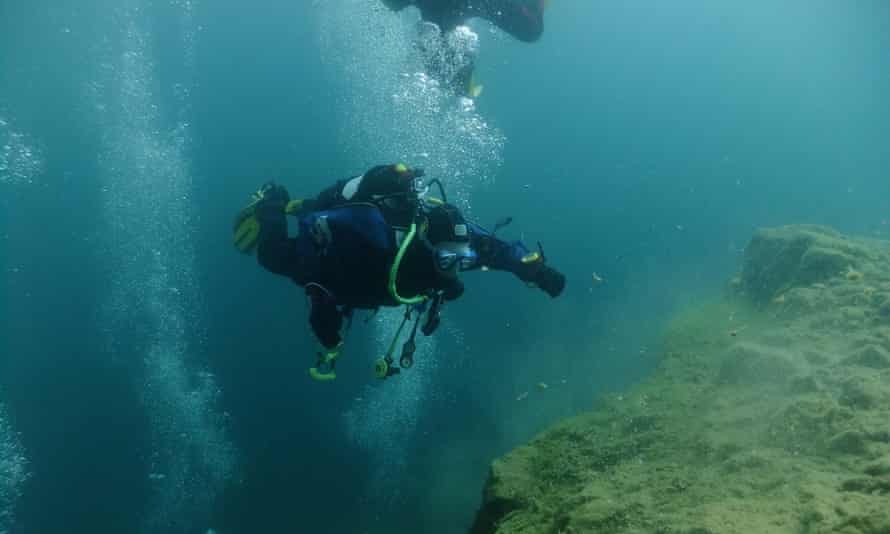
[533,264,565,298]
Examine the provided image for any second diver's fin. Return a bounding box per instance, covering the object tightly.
[468,79,484,99]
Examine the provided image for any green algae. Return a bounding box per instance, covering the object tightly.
[473,225,890,534]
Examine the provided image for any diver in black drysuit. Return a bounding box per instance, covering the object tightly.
[381,0,546,96]
[382,0,545,42]
[253,164,565,350]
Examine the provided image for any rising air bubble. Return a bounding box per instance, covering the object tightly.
[0,119,43,186]
[0,405,29,534]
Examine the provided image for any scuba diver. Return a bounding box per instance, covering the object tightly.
[233,163,565,382]
[382,0,546,42]
[380,0,549,97]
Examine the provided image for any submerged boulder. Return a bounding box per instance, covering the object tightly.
[472,226,890,534]
[738,225,871,305]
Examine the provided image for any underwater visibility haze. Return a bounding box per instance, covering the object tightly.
[2,0,890,533]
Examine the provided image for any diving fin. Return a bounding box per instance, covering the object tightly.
[233,204,261,254]
[234,187,303,254]
[233,185,268,254]
[469,80,484,99]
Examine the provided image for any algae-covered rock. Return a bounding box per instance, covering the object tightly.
[471,451,536,534]
[473,225,890,534]
[789,374,822,394]
[863,458,890,477]
[718,342,798,386]
[828,430,869,456]
[739,225,868,305]
[766,396,853,455]
[838,375,886,410]
[798,247,852,285]
[844,345,890,369]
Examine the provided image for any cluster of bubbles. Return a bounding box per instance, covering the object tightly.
[92,2,234,533]
[141,354,235,534]
[317,0,504,507]
[171,0,198,118]
[342,314,438,503]
[413,22,478,96]
[0,117,42,186]
[316,0,505,213]
[0,406,28,534]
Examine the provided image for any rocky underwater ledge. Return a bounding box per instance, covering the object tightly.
[472,225,890,534]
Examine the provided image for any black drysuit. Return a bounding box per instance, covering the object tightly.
[255,166,564,348]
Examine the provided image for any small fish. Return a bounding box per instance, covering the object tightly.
[536,382,549,391]
[516,391,529,401]
[591,272,604,286]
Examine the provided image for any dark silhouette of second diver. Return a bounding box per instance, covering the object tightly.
[381,0,548,97]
